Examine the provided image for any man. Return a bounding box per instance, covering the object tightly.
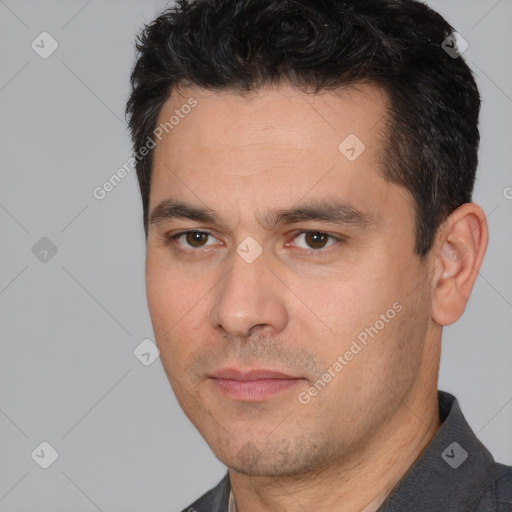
[126,0,511,510]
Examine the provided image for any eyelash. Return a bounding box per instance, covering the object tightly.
[163,229,345,256]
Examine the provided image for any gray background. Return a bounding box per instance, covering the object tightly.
[0,0,511,510]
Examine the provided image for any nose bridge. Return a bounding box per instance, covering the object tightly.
[209,246,288,337]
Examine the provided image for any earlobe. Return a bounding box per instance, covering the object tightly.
[431,203,489,326]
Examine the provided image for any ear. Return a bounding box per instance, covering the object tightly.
[431,203,489,326]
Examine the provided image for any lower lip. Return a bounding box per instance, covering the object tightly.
[211,378,303,401]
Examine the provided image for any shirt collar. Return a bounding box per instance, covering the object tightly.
[377,390,497,511]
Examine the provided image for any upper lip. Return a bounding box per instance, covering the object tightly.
[210,368,301,381]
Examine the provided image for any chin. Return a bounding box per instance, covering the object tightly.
[213,437,333,477]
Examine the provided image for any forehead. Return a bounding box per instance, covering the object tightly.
[149,83,401,224]
[156,82,389,157]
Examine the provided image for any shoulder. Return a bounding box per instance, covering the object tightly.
[473,463,512,512]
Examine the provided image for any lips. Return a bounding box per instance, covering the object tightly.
[211,368,298,380]
[209,368,304,401]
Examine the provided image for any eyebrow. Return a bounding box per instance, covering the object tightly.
[148,198,374,230]
[148,200,225,228]
[259,199,373,229]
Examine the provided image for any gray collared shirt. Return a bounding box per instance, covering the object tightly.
[181,391,512,511]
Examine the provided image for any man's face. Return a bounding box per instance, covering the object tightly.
[145,84,437,476]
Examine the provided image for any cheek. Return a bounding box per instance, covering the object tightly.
[146,250,194,324]
[293,266,407,368]
[145,250,211,362]
[294,274,374,335]
[146,256,175,329]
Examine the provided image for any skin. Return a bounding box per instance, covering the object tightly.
[145,83,488,512]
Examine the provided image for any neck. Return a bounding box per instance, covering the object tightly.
[229,385,441,512]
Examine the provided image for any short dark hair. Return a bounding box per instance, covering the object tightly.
[126,0,481,256]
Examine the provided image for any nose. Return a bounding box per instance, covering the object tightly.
[209,246,289,338]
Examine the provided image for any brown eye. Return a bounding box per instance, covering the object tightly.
[289,231,339,252]
[185,231,209,247]
[304,232,330,249]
